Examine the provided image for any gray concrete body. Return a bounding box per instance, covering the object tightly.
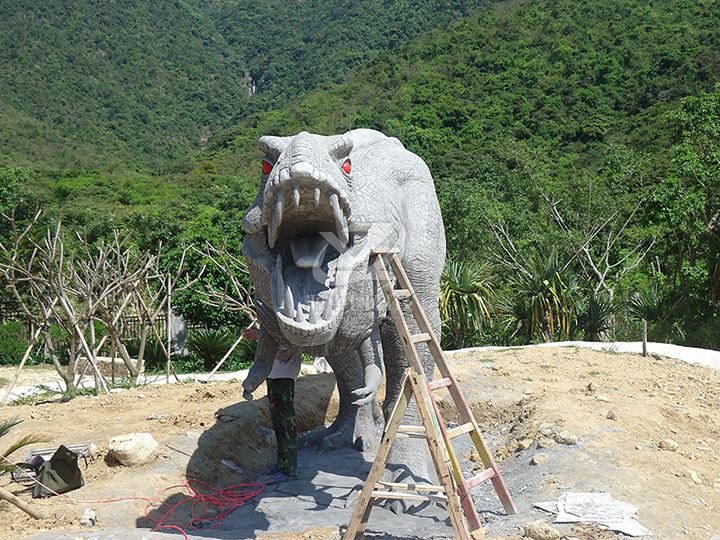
[240,129,446,480]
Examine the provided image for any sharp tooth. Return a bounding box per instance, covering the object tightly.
[337,217,349,246]
[322,297,334,320]
[275,189,285,224]
[314,186,321,206]
[284,286,295,318]
[293,184,300,207]
[295,304,306,323]
[275,255,284,307]
[268,210,279,249]
[309,302,320,324]
[328,192,348,246]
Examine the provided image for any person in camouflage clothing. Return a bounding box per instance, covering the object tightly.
[243,326,301,484]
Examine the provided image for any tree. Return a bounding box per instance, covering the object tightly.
[664,86,720,307]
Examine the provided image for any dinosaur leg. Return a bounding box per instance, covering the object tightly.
[299,344,381,453]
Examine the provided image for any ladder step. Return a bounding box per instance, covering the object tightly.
[410,332,431,343]
[447,422,475,439]
[371,248,400,255]
[398,425,425,432]
[396,431,428,439]
[372,490,448,502]
[394,289,412,298]
[428,377,452,390]
[463,468,498,491]
[376,481,446,493]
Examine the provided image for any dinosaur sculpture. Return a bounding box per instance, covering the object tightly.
[241,129,445,483]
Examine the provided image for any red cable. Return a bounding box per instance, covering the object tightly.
[1,454,264,539]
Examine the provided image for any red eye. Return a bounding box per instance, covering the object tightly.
[342,160,351,174]
[262,160,273,175]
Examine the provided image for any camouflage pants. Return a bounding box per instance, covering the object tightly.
[266,377,297,477]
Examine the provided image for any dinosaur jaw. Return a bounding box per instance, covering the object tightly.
[269,224,369,346]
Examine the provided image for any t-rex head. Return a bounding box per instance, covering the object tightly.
[242,131,377,348]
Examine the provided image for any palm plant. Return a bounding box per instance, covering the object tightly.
[627,283,667,322]
[575,290,617,341]
[187,329,237,371]
[1,417,44,474]
[440,258,494,349]
[508,251,579,343]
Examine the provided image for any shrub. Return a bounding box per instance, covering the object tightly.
[187,329,237,371]
[0,321,29,365]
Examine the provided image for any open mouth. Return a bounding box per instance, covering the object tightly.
[263,181,369,341]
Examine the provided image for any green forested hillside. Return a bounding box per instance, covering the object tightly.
[0,0,250,169]
[2,0,719,349]
[0,0,491,170]
[193,0,720,347]
[197,0,491,104]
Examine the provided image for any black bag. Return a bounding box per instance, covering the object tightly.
[32,444,85,498]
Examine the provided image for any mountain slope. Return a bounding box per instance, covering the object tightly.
[0,0,249,170]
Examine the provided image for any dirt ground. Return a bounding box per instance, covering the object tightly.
[1,346,719,540]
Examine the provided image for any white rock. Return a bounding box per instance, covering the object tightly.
[517,438,534,451]
[108,433,159,466]
[530,453,548,466]
[525,519,560,540]
[80,507,97,527]
[687,469,702,485]
[554,431,578,445]
[537,437,555,449]
[659,439,679,451]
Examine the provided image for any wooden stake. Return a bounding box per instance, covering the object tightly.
[642,320,647,357]
[166,273,172,384]
[0,486,46,520]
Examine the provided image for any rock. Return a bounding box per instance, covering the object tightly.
[108,432,159,466]
[606,409,616,420]
[595,394,611,402]
[80,508,97,527]
[524,519,560,540]
[530,453,548,466]
[537,437,555,449]
[554,431,578,445]
[517,438,534,451]
[659,439,679,451]
[82,442,101,460]
[687,469,702,485]
[470,527,486,540]
[538,422,555,437]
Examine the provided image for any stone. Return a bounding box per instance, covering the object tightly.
[537,437,555,449]
[82,442,101,460]
[80,508,97,527]
[606,409,616,420]
[659,439,679,451]
[530,453,549,466]
[524,519,560,540]
[108,432,159,466]
[555,431,578,445]
[517,438,533,451]
[538,422,556,437]
[687,469,703,485]
[470,527,486,540]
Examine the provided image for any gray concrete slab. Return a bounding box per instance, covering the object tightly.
[21,445,456,540]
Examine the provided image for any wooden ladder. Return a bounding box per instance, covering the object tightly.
[343,249,516,540]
